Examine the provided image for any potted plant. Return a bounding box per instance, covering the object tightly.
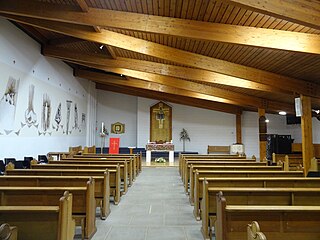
[180,128,190,152]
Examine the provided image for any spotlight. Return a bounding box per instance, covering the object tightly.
[99,45,104,49]
[265,119,269,123]
[279,111,287,116]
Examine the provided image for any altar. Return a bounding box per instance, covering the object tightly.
[146,143,174,164]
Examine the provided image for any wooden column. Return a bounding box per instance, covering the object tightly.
[258,108,267,162]
[300,94,314,176]
[236,113,242,144]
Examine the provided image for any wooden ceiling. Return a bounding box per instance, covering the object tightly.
[1,0,320,115]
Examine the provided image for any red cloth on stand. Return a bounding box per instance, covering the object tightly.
[109,138,120,154]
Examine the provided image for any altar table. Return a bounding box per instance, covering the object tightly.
[146,143,174,164]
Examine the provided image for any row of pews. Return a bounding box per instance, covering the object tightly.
[179,153,320,240]
[1,146,142,240]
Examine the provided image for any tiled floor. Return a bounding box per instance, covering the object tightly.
[81,167,203,240]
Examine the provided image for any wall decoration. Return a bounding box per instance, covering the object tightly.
[0,76,20,131]
[81,113,86,125]
[42,93,51,132]
[53,103,62,131]
[66,100,72,135]
[111,122,125,134]
[25,84,37,127]
[74,103,78,130]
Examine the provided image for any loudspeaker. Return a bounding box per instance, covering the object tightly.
[295,97,302,117]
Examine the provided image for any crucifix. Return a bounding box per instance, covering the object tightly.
[153,103,169,129]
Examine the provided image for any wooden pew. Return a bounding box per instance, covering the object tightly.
[83,146,96,154]
[179,155,253,178]
[215,192,320,240]
[193,176,320,220]
[207,145,230,154]
[77,153,142,175]
[201,185,320,240]
[0,181,96,240]
[184,161,268,196]
[272,153,303,171]
[0,174,110,220]
[181,158,256,183]
[185,164,282,193]
[31,162,128,194]
[67,156,138,181]
[6,167,121,205]
[53,158,133,186]
[247,221,267,240]
[0,191,75,240]
[181,158,261,184]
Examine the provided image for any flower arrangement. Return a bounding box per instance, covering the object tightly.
[155,157,166,163]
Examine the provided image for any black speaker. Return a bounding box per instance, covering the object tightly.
[266,134,292,159]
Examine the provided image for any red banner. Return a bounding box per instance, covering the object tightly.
[109,138,120,154]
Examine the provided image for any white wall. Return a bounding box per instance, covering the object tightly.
[137,97,236,154]
[0,19,89,159]
[96,91,320,158]
[96,90,137,148]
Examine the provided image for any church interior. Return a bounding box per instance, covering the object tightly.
[0,0,320,239]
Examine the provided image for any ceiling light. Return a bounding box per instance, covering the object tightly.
[99,45,104,49]
[279,111,287,116]
[265,119,269,123]
[312,109,320,114]
[120,74,123,77]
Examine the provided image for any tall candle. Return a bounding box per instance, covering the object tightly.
[102,122,104,132]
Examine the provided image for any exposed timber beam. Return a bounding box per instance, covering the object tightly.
[5,16,316,98]
[1,0,320,54]
[96,83,241,114]
[75,0,89,12]
[75,69,245,106]
[70,59,294,112]
[43,45,288,95]
[222,0,320,30]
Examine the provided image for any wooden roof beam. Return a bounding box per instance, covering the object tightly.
[1,0,320,54]
[8,16,314,97]
[75,68,243,106]
[96,83,242,114]
[70,59,294,112]
[222,0,320,30]
[42,45,289,95]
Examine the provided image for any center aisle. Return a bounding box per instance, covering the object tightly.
[91,167,203,240]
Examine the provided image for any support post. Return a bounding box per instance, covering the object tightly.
[236,113,242,144]
[300,95,314,176]
[258,108,267,162]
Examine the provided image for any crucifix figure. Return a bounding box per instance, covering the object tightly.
[154,103,168,129]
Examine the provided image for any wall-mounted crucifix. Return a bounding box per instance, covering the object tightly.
[150,101,172,143]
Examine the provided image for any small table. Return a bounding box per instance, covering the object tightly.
[146,143,174,164]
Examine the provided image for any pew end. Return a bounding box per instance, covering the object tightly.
[247,221,267,240]
[0,223,17,240]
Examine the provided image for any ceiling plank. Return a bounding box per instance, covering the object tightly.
[75,68,243,106]
[46,36,86,46]
[96,83,242,114]
[222,0,320,30]
[42,45,288,95]
[1,0,320,54]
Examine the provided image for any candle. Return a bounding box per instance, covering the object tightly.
[101,122,104,132]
